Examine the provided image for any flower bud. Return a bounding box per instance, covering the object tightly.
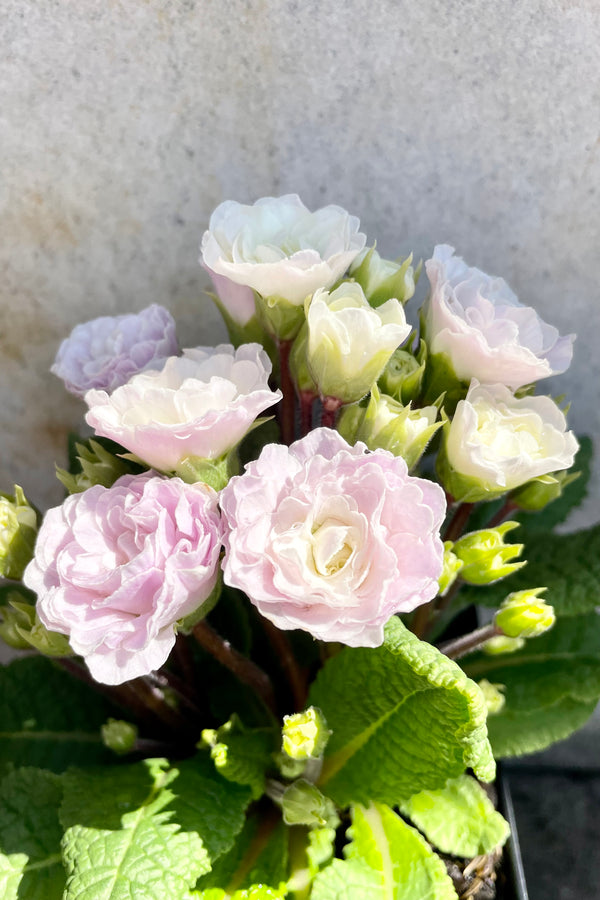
[0,487,38,580]
[494,588,555,638]
[338,387,441,470]
[478,679,506,715]
[281,779,339,828]
[453,522,525,585]
[378,341,426,405]
[289,323,318,394]
[56,439,133,495]
[438,542,464,595]
[483,634,526,655]
[0,592,36,649]
[282,707,331,761]
[510,469,580,512]
[101,718,138,755]
[305,283,411,404]
[350,246,418,307]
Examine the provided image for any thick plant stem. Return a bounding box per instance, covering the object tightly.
[488,499,519,528]
[410,601,434,640]
[193,619,277,714]
[321,396,342,429]
[278,339,296,445]
[259,615,308,711]
[443,502,475,542]
[299,390,317,437]
[438,623,501,660]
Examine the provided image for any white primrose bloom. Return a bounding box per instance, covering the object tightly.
[440,380,578,501]
[306,282,411,403]
[200,194,366,306]
[423,245,574,390]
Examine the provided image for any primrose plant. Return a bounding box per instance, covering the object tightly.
[1,194,597,900]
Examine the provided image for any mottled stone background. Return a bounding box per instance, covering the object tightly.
[2,0,599,527]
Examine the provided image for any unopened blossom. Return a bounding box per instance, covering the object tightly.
[24,474,223,685]
[306,283,411,403]
[200,194,366,306]
[422,245,574,390]
[51,305,179,397]
[220,428,445,647]
[85,344,281,472]
[438,381,578,502]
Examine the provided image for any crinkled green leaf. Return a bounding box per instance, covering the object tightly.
[462,613,600,756]
[197,811,288,893]
[191,885,286,899]
[401,774,510,857]
[61,759,209,900]
[0,657,116,772]
[465,523,600,617]
[0,767,65,899]
[312,803,457,899]
[202,716,277,799]
[310,617,494,806]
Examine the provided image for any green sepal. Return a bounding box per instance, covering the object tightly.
[175,449,240,490]
[200,715,278,799]
[56,438,134,494]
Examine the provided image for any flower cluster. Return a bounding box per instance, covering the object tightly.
[9,193,577,690]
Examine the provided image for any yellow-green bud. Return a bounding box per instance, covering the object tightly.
[0,486,37,580]
[453,522,525,585]
[494,588,555,638]
[1,597,74,657]
[378,341,426,405]
[478,679,506,715]
[282,707,331,761]
[281,779,339,828]
[350,246,418,307]
[101,718,138,754]
[510,470,580,512]
[483,635,526,655]
[339,386,441,470]
[438,542,464,595]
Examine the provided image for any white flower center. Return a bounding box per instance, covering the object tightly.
[310,517,357,577]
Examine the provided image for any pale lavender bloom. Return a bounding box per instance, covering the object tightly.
[201,195,366,305]
[220,428,446,647]
[51,304,179,398]
[423,245,574,389]
[85,344,282,472]
[23,473,223,685]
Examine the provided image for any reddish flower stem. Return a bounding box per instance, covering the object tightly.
[299,390,317,437]
[193,619,277,714]
[443,502,475,542]
[277,339,296,445]
[437,622,501,660]
[487,499,519,528]
[259,615,308,711]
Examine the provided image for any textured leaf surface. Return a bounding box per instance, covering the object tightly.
[0,657,114,771]
[462,613,600,756]
[197,811,288,893]
[465,523,600,617]
[310,617,494,806]
[203,717,277,799]
[401,775,510,857]
[312,803,457,899]
[61,759,209,900]
[0,767,65,899]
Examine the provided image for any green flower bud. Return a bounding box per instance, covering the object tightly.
[494,588,555,638]
[255,292,307,341]
[339,386,442,470]
[453,522,525,585]
[478,679,506,715]
[438,542,464,595]
[56,439,134,495]
[273,750,307,780]
[483,634,526,655]
[101,718,138,754]
[174,448,240,491]
[378,341,427,405]
[282,707,331,761]
[350,246,418,307]
[510,470,580,512]
[0,592,36,649]
[281,778,339,828]
[0,486,38,580]
[289,322,318,394]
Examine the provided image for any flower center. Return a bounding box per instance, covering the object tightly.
[310,518,356,577]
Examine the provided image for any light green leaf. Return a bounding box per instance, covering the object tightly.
[201,716,277,799]
[401,775,510,857]
[0,767,66,899]
[462,612,600,756]
[310,617,494,806]
[0,657,115,772]
[61,759,210,900]
[465,523,600,617]
[197,812,288,893]
[312,803,457,899]
[191,886,286,899]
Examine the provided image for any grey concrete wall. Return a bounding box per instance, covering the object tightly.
[2,0,599,524]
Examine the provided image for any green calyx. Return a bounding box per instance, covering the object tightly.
[175,450,240,491]
[56,439,134,494]
[0,486,38,580]
[378,340,427,405]
[350,245,419,307]
[453,521,525,585]
[494,587,555,639]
